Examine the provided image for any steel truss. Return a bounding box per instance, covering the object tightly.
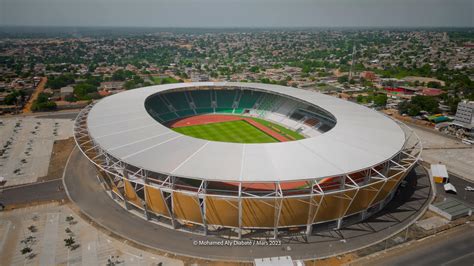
[74,103,422,239]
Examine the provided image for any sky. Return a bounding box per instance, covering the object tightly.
[0,0,472,28]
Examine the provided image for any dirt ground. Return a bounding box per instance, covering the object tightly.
[306,253,358,266]
[37,137,75,182]
[23,77,46,113]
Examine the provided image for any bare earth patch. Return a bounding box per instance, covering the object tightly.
[38,137,75,182]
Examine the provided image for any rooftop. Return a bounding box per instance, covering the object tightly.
[86,82,407,182]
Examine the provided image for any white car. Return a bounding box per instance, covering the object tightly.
[465,186,474,191]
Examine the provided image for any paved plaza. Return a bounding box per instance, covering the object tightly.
[409,124,473,181]
[0,203,183,265]
[0,118,73,186]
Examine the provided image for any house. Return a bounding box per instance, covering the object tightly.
[419,88,445,96]
[60,86,74,100]
[100,81,125,92]
[360,71,377,81]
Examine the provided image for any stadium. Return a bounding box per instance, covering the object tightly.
[73,82,421,238]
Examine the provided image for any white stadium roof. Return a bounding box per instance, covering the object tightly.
[87,82,406,183]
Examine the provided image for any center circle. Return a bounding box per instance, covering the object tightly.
[144,86,336,143]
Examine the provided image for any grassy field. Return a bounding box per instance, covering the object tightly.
[173,120,279,143]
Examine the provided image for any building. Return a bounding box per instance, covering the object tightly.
[384,86,418,95]
[254,256,295,266]
[360,71,377,81]
[100,81,125,92]
[74,82,421,239]
[403,76,446,87]
[384,86,444,97]
[191,74,209,82]
[454,101,474,126]
[430,164,449,184]
[419,88,444,96]
[60,86,74,100]
[441,101,474,140]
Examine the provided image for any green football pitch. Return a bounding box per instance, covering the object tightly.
[172,120,279,143]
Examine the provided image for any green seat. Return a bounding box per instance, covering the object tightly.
[191,90,211,108]
[176,109,195,118]
[216,90,236,108]
[146,95,171,114]
[238,90,262,109]
[195,108,214,114]
[162,92,190,111]
[215,108,234,113]
[159,112,179,122]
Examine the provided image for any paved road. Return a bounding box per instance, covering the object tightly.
[1,110,79,120]
[363,223,474,266]
[0,179,66,206]
[64,148,431,261]
[435,172,474,207]
[34,111,79,120]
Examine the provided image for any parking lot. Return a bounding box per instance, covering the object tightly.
[435,173,474,207]
[409,124,474,182]
[0,203,183,265]
[0,118,73,186]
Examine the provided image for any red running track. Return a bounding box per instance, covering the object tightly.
[242,118,289,142]
[169,114,242,128]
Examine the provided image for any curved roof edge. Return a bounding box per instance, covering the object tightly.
[86,82,406,182]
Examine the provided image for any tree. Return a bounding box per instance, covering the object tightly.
[4,90,25,105]
[46,74,75,90]
[337,75,349,83]
[4,91,20,105]
[124,80,136,90]
[21,247,32,255]
[408,104,421,116]
[31,101,56,112]
[74,83,97,100]
[31,93,56,112]
[398,100,410,114]
[427,81,441,88]
[374,94,388,107]
[64,236,75,249]
[111,70,133,81]
[411,95,439,113]
[249,66,260,73]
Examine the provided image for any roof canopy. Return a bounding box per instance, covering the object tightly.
[87,82,406,182]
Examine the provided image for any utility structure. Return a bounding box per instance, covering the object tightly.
[348,44,357,81]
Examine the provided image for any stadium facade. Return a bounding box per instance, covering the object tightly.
[73,82,421,238]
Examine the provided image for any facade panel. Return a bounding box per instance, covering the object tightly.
[242,198,277,227]
[144,186,170,216]
[314,190,357,222]
[372,171,406,205]
[346,181,384,215]
[124,179,143,207]
[279,197,311,226]
[172,192,203,223]
[205,197,239,227]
